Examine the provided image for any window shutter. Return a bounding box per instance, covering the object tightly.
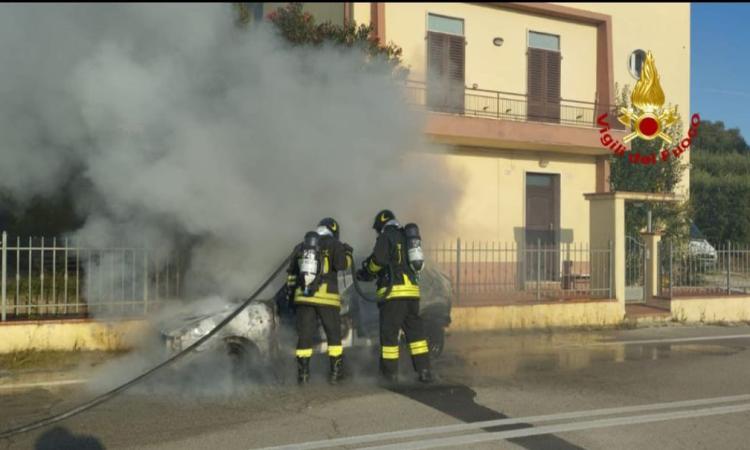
[427,31,465,113]
[545,51,561,123]
[427,31,447,111]
[447,34,466,112]
[427,31,445,80]
[527,48,561,124]
[527,48,546,121]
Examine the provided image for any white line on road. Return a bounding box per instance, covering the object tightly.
[365,401,750,450]
[592,333,750,347]
[257,393,750,450]
[0,379,87,391]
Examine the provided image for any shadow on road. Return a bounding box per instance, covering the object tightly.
[34,426,105,450]
[389,383,586,450]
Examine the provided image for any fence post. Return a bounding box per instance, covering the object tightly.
[727,241,732,295]
[455,238,461,306]
[143,250,149,314]
[536,238,541,301]
[608,240,613,299]
[1,231,6,321]
[669,241,674,299]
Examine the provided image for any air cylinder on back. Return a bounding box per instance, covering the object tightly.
[299,231,320,296]
[404,223,424,273]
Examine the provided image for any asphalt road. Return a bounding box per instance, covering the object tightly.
[3,324,750,449]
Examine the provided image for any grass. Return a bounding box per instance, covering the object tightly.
[0,349,125,373]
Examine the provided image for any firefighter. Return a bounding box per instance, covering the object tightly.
[287,217,353,385]
[356,209,434,384]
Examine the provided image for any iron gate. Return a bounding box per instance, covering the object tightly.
[625,235,645,303]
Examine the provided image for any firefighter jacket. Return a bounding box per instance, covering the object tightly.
[287,235,353,308]
[364,224,421,300]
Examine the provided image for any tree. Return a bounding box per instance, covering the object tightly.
[690,120,750,244]
[691,120,749,155]
[608,84,692,242]
[237,3,408,79]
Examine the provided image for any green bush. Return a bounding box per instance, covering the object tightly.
[691,167,750,244]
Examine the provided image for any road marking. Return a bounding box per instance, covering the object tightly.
[0,379,87,391]
[257,393,750,450]
[365,401,750,450]
[592,333,750,347]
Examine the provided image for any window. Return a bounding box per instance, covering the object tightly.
[628,49,646,80]
[426,13,466,113]
[529,31,560,52]
[427,13,464,36]
[526,174,553,187]
[527,31,561,123]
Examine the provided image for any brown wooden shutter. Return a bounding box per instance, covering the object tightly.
[545,51,561,123]
[527,48,561,123]
[427,31,465,113]
[427,31,447,111]
[447,34,465,113]
[527,48,546,122]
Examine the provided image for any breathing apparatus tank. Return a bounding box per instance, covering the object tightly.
[299,231,321,296]
[404,223,424,273]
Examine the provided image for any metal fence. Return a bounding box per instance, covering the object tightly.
[425,239,613,306]
[659,241,750,298]
[403,79,624,129]
[0,231,617,318]
[0,232,182,321]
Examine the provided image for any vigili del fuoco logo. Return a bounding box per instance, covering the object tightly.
[597,51,700,165]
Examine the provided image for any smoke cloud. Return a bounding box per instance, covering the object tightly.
[0,4,463,301]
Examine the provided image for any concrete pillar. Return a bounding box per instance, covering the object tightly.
[584,193,625,304]
[641,232,661,300]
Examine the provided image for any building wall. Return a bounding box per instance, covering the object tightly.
[352,2,372,27]
[385,2,690,242]
[554,2,692,195]
[262,2,691,242]
[385,3,598,105]
[438,150,596,243]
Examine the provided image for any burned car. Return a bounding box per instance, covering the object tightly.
[159,296,280,376]
[159,266,452,375]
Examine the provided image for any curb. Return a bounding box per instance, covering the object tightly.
[0,378,88,391]
[0,370,90,392]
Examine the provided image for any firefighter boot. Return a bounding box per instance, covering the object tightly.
[379,359,399,385]
[297,357,310,385]
[329,355,344,385]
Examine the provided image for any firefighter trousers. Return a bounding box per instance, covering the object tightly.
[379,299,430,376]
[295,304,342,359]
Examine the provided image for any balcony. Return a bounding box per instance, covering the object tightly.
[403,80,628,155]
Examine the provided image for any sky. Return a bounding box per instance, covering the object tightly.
[691,3,750,139]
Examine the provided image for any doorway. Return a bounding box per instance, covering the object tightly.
[525,173,560,281]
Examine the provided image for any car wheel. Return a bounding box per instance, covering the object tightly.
[226,339,261,380]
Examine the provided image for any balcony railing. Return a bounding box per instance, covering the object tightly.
[404,80,623,129]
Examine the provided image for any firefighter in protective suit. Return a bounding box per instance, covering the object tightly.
[356,210,434,384]
[287,218,353,385]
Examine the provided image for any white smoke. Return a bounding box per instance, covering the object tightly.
[0,4,463,301]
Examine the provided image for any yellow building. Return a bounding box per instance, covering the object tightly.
[251,2,690,245]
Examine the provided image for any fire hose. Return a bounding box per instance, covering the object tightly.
[0,255,291,439]
[349,255,393,304]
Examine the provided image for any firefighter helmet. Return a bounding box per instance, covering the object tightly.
[372,209,396,233]
[318,217,340,239]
